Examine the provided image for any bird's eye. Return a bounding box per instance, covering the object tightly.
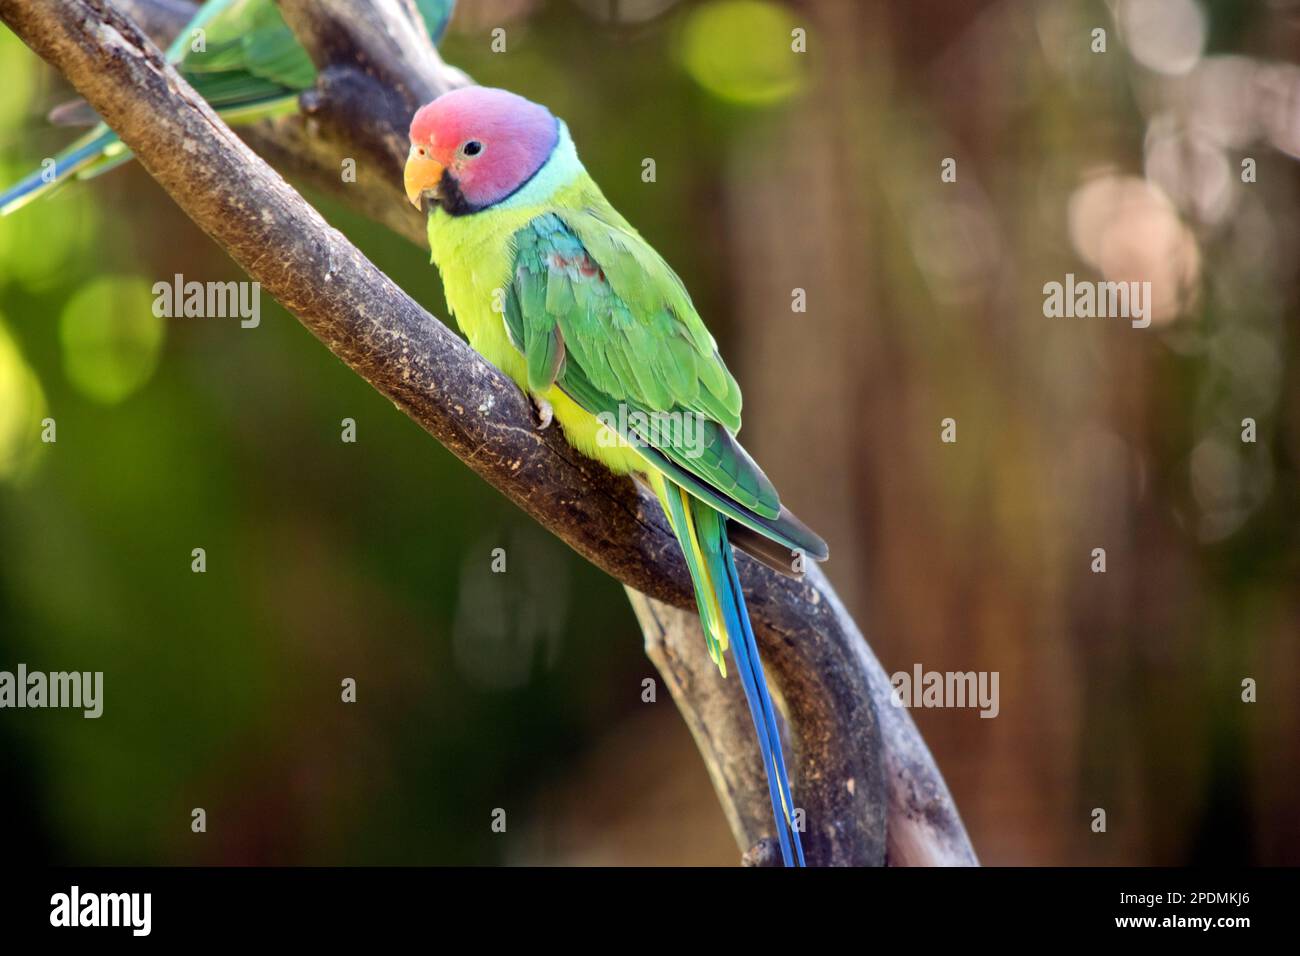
[416,145,427,157]
[462,140,483,157]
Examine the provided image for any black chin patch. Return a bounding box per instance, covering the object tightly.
[436,169,479,217]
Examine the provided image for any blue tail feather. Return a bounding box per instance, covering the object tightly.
[660,478,805,866]
[0,127,120,216]
[716,531,806,866]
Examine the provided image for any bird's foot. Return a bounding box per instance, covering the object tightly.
[530,394,554,430]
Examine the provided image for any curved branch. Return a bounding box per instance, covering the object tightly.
[0,0,976,866]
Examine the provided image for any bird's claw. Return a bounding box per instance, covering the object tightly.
[531,395,554,430]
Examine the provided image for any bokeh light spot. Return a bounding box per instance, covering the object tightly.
[679,0,808,107]
[59,276,165,404]
[1119,0,1206,77]
[1067,172,1200,325]
[0,318,49,481]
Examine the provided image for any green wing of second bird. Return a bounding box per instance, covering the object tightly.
[0,0,457,214]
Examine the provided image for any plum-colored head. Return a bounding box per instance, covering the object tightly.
[405,87,559,215]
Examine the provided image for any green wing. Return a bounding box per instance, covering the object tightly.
[176,0,456,114]
[505,210,787,523]
[177,0,317,113]
[1,0,458,214]
[416,0,458,45]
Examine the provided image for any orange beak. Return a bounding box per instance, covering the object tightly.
[404,148,445,210]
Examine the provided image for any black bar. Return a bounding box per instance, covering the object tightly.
[4,866,1292,941]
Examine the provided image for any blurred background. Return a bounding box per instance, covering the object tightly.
[1,0,1298,865]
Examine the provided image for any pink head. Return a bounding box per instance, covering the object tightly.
[405,87,559,215]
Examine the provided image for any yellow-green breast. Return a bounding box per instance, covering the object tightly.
[425,182,647,477]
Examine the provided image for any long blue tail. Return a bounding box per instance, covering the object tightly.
[0,127,121,216]
[655,475,805,866]
[1,0,244,216]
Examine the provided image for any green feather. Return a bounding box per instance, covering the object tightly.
[3,0,457,214]
[504,212,783,522]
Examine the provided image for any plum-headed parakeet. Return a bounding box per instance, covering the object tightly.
[404,87,829,867]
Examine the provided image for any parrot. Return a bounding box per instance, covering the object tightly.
[404,87,829,867]
[0,0,457,215]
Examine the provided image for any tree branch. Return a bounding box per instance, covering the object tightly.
[109,0,193,46]
[0,0,976,865]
